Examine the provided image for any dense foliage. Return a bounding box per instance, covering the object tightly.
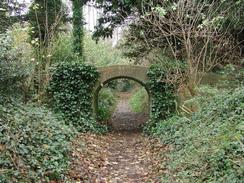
[0,30,32,96]
[49,62,107,133]
[129,88,148,113]
[47,32,127,66]
[84,33,128,66]
[93,0,244,41]
[0,97,75,182]
[72,0,85,56]
[47,33,80,63]
[0,1,243,182]
[150,87,244,182]
[94,0,244,92]
[92,0,142,40]
[97,88,117,121]
[144,65,176,133]
[0,1,11,33]
[27,0,68,94]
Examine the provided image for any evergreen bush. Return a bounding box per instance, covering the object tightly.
[144,65,176,133]
[49,62,107,133]
[0,98,75,182]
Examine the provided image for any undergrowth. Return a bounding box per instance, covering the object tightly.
[97,88,117,121]
[0,97,76,182]
[129,88,148,113]
[150,87,244,182]
[49,62,107,133]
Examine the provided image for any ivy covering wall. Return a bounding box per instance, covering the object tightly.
[144,65,176,133]
[72,0,84,56]
[49,62,107,133]
[49,63,175,133]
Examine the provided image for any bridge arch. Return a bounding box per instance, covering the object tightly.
[93,65,151,117]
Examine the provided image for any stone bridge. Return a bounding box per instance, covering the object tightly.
[92,65,151,116]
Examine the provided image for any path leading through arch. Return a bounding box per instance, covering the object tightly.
[110,92,148,131]
[67,65,169,182]
[93,65,151,118]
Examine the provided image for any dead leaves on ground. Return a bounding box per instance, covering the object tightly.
[68,132,169,183]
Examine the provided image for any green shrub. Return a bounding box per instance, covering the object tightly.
[0,97,76,182]
[151,87,244,182]
[147,65,176,120]
[129,88,148,113]
[49,62,107,133]
[181,85,222,113]
[84,33,128,66]
[48,32,128,68]
[115,79,134,92]
[144,65,176,133]
[202,65,244,90]
[149,115,190,145]
[97,88,117,121]
[50,33,80,63]
[0,30,32,95]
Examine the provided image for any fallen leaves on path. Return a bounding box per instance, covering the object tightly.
[68,132,169,183]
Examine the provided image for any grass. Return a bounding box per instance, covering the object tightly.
[129,88,148,113]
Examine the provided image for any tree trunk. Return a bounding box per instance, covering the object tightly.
[72,0,84,58]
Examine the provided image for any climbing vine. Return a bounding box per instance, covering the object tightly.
[49,62,107,133]
[72,0,84,56]
[144,65,176,133]
[49,63,175,133]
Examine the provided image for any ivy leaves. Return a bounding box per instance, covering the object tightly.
[49,63,175,134]
[49,62,107,133]
[0,98,75,182]
[144,65,176,133]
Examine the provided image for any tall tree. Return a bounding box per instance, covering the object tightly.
[94,0,244,39]
[93,0,244,94]
[27,0,67,94]
[72,0,85,57]
[28,0,66,45]
[92,0,142,41]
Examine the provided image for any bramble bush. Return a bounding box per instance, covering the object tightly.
[0,97,76,182]
[151,87,244,182]
[49,62,107,133]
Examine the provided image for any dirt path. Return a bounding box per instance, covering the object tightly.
[69,132,168,182]
[110,92,148,131]
[68,92,167,182]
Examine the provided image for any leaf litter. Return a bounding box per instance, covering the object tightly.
[68,132,169,183]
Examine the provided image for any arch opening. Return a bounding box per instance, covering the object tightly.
[93,76,151,131]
